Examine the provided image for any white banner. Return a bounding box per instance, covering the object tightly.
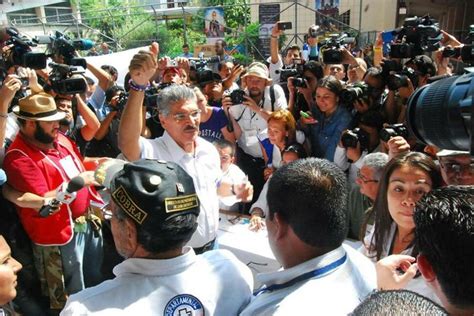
[84,46,148,87]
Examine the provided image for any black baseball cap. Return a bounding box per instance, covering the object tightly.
[197,69,222,87]
[95,159,200,225]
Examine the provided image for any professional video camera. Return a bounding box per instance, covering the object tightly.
[188,56,221,71]
[340,82,370,104]
[320,33,356,64]
[380,123,408,142]
[341,128,370,150]
[45,62,87,95]
[442,25,474,64]
[407,72,473,153]
[276,59,306,86]
[390,15,442,58]
[35,31,94,68]
[1,27,47,69]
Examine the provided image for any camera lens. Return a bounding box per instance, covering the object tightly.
[407,73,473,151]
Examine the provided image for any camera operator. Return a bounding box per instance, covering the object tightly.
[287,60,324,120]
[84,86,125,158]
[269,21,301,84]
[334,110,384,184]
[55,92,100,154]
[224,62,287,209]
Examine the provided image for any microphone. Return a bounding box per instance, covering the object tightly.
[39,176,86,217]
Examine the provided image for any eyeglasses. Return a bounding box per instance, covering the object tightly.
[441,162,474,174]
[220,154,232,162]
[171,109,201,122]
[357,170,379,183]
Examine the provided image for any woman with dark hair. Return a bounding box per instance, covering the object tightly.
[361,151,442,301]
[301,75,352,161]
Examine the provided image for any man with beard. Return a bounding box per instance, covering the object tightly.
[119,44,252,254]
[3,92,104,312]
[224,62,287,209]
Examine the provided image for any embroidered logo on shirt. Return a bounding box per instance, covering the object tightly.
[164,294,205,316]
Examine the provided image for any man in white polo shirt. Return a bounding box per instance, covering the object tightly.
[118,44,252,253]
[241,158,376,315]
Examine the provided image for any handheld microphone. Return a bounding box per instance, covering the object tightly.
[39,176,86,217]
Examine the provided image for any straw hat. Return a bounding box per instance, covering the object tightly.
[13,92,65,121]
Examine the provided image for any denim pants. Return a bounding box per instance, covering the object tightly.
[60,221,104,294]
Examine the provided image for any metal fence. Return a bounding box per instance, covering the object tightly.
[9,1,363,63]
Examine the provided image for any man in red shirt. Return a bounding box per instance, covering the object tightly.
[3,92,103,311]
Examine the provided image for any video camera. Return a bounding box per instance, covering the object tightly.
[189,56,220,71]
[441,25,474,64]
[407,72,473,154]
[340,82,370,104]
[341,128,370,150]
[35,31,94,68]
[1,27,48,69]
[390,15,442,58]
[276,59,306,87]
[320,33,356,64]
[45,62,87,95]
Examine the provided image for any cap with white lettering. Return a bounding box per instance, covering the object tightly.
[95,159,200,225]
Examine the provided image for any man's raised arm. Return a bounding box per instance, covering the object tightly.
[118,43,159,161]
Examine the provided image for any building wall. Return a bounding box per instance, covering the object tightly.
[340,0,397,32]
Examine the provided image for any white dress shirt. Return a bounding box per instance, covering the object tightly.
[138,132,221,248]
[61,248,254,316]
[240,245,376,316]
[362,223,442,304]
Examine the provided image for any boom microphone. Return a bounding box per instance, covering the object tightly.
[38,176,86,217]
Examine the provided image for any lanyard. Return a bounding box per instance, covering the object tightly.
[253,253,347,296]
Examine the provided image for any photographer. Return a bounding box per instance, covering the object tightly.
[225,62,287,208]
[269,21,301,84]
[84,86,125,158]
[334,110,384,184]
[287,60,324,120]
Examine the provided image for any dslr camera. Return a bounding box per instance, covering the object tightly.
[230,89,246,104]
[320,33,356,64]
[341,128,370,150]
[390,15,442,58]
[340,83,370,105]
[380,123,408,142]
[386,67,419,91]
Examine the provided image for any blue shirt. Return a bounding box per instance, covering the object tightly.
[199,107,229,143]
[308,104,352,161]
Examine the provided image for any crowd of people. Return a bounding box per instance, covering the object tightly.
[0,20,472,315]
